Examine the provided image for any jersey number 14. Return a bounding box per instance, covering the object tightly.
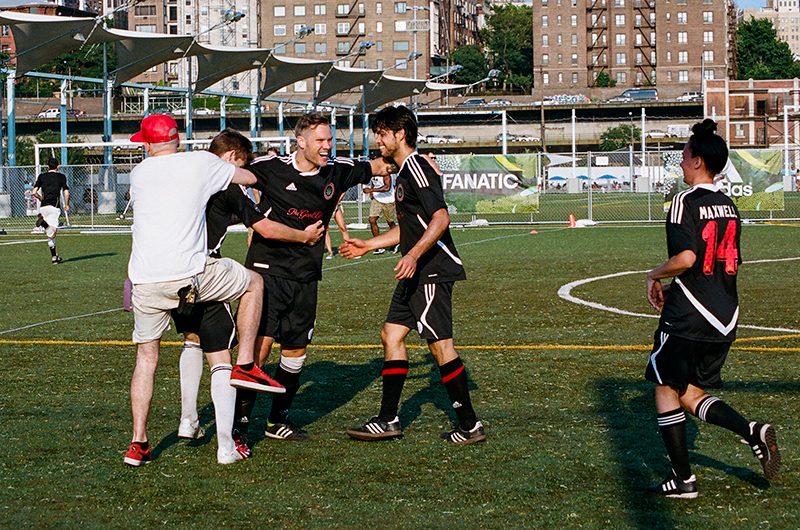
[701,219,738,276]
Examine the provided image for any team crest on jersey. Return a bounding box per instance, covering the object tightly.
[324,182,335,200]
[396,184,404,201]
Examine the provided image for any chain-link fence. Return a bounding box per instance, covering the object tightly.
[2,148,799,233]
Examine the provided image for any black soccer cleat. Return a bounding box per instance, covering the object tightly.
[52,255,63,264]
[647,469,698,499]
[35,214,48,229]
[749,422,781,480]
[264,421,310,441]
[347,416,403,441]
[441,420,486,445]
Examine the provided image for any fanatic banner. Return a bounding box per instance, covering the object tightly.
[663,149,784,212]
[435,154,540,214]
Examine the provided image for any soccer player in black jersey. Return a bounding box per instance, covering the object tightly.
[340,105,485,445]
[237,112,391,442]
[32,158,69,264]
[645,119,780,498]
[170,129,324,462]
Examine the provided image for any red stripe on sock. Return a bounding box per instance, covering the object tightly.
[383,368,409,376]
[441,365,464,383]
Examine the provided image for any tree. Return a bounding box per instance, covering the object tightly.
[16,43,117,98]
[15,130,86,166]
[481,3,533,92]
[595,72,615,88]
[600,124,640,151]
[736,18,800,80]
[450,45,488,85]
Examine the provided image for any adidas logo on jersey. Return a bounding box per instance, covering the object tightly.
[286,182,297,191]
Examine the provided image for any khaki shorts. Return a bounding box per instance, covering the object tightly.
[131,256,251,343]
[369,200,397,223]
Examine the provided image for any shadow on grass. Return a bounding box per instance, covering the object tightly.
[62,252,117,263]
[596,379,788,530]
[399,360,480,429]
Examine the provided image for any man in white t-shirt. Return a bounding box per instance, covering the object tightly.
[123,115,278,467]
[363,173,397,254]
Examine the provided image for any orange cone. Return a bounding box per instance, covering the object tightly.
[529,230,538,234]
[568,214,577,228]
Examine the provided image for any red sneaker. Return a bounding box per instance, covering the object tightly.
[124,442,152,467]
[230,364,286,393]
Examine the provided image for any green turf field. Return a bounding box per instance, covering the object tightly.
[1,224,798,529]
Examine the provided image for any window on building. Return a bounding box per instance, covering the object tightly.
[376,41,383,51]
[295,80,307,92]
[636,14,642,26]
[315,23,326,34]
[358,22,365,34]
[636,72,643,83]
[543,34,549,46]
[295,5,305,16]
[274,6,286,17]
[616,72,626,83]
[636,52,643,64]
[274,25,286,36]
[705,69,715,80]
[572,34,578,45]
[666,32,671,42]
[393,40,410,51]
[679,70,688,82]
[636,33,642,45]
[337,4,349,15]
[557,34,562,45]
[573,72,578,83]
[542,54,549,65]
[135,5,156,15]
[667,51,672,62]
[185,14,191,25]
[678,31,688,43]
[377,21,383,32]
[703,31,713,43]
[395,20,407,31]
[572,53,578,64]
[571,15,577,26]
[615,0,624,5]
[376,3,382,14]
[377,59,384,69]
[678,51,688,63]
[650,12,655,24]
[337,22,350,34]
[315,42,327,53]
[616,34,626,45]
[735,124,745,138]
[542,16,548,27]
[295,42,306,53]
[677,12,687,24]
[543,73,550,85]
[315,4,326,15]
[338,41,351,53]
[395,58,407,69]
[557,15,562,26]
[616,52,626,64]
[667,71,672,81]
[615,14,625,26]
[394,2,407,13]
[274,44,286,54]
[703,50,714,62]
[558,53,563,63]
[136,24,157,33]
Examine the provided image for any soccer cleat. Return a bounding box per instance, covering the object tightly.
[35,214,48,228]
[647,470,698,499]
[373,248,386,255]
[52,255,62,264]
[441,420,486,445]
[325,253,334,260]
[177,418,205,439]
[346,416,403,441]
[232,426,248,448]
[123,442,152,467]
[218,442,250,464]
[749,422,781,480]
[264,421,310,441]
[229,364,286,393]
[391,245,400,254]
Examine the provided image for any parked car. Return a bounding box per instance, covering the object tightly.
[516,133,540,142]
[487,98,512,107]
[426,134,464,144]
[646,129,667,139]
[605,95,633,104]
[496,133,519,143]
[607,88,658,103]
[194,107,216,115]
[456,98,486,107]
[677,91,703,102]
[37,108,84,118]
[417,134,428,144]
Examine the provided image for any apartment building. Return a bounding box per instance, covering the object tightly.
[533,0,735,94]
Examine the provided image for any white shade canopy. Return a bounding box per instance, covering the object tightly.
[0,11,121,75]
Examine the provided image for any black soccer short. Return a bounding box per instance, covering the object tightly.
[171,301,237,353]
[386,280,455,341]
[257,272,317,349]
[645,330,731,391]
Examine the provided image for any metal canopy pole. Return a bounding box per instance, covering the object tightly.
[7,70,16,166]
[60,78,68,165]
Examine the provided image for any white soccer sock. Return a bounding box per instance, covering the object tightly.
[279,354,307,374]
[47,237,55,248]
[210,363,236,454]
[179,341,203,423]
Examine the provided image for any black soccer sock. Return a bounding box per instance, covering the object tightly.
[439,357,477,431]
[49,244,57,257]
[268,365,302,425]
[233,388,258,436]
[695,396,751,439]
[657,408,692,480]
[378,360,409,422]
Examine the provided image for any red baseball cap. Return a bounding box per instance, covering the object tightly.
[130,114,180,143]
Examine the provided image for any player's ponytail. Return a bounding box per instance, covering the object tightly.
[687,119,728,176]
